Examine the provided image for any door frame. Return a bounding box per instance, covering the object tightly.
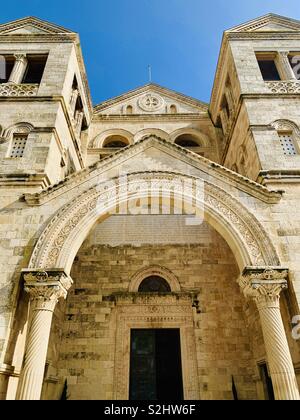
[113,293,200,400]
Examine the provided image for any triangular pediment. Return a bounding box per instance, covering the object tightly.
[93,83,208,116]
[0,16,74,35]
[227,13,300,33]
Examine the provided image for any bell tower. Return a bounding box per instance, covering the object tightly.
[210,14,300,186]
[0,17,92,201]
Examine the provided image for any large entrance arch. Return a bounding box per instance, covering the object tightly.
[17,171,300,400]
[28,171,280,274]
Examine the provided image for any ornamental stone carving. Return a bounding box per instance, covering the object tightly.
[238,268,288,308]
[266,81,300,94]
[28,172,280,271]
[138,93,164,112]
[0,84,39,97]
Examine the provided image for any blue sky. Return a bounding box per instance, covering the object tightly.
[1,0,300,105]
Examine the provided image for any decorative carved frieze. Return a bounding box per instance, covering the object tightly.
[266,81,300,94]
[0,83,39,97]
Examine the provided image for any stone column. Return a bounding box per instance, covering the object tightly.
[277,52,297,80]
[16,270,72,401]
[239,268,300,400]
[8,54,28,84]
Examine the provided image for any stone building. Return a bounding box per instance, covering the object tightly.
[0,13,300,400]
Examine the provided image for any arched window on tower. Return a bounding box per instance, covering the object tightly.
[138,276,171,293]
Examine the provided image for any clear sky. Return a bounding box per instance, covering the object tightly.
[1,0,300,105]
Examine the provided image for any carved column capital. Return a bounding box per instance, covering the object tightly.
[22,269,73,311]
[13,53,27,63]
[238,267,288,309]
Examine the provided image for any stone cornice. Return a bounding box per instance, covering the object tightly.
[0,34,78,43]
[92,113,209,122]
[225,14,300,34]
[0,173,51,189]
[23,136,283,206]
[258,170,300,186]
[227,32,300,41]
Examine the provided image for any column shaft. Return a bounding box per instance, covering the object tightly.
[16,270,72,401]
[17,299,55,400]
[258,304,300,400]
[8,54,28,84]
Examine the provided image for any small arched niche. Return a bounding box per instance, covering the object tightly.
[138,276,171,293]
[175,134,201,148]
[170,104,177,114]
[129,266,181,293]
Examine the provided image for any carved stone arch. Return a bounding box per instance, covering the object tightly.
[91,129,134,148]
[1,122,34,144]
[134,128,170,143]
[129,266,181,292]
[170,128,211,148]
[28,172,280,275]
[271,119,300,137]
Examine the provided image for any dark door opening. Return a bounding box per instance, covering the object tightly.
[130,329,184,401]
[259,363,275,400]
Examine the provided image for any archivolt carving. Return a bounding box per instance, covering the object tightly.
[271,119,300,138]
[29,172,280,272]
[1,122,34,144]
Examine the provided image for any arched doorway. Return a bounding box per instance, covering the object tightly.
[16,170,298,401]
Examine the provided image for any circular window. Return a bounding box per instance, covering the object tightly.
[138,276,171,293]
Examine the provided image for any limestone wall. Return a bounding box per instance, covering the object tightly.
[49,218,258,400]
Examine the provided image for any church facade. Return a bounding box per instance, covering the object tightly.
[0,13,300,400]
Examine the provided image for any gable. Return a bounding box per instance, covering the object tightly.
[0,17,74,35]
[94,84,208,115]
[227,14,300,33]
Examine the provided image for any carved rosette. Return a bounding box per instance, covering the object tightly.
[23,270,73,311]
[238,268,288,309]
